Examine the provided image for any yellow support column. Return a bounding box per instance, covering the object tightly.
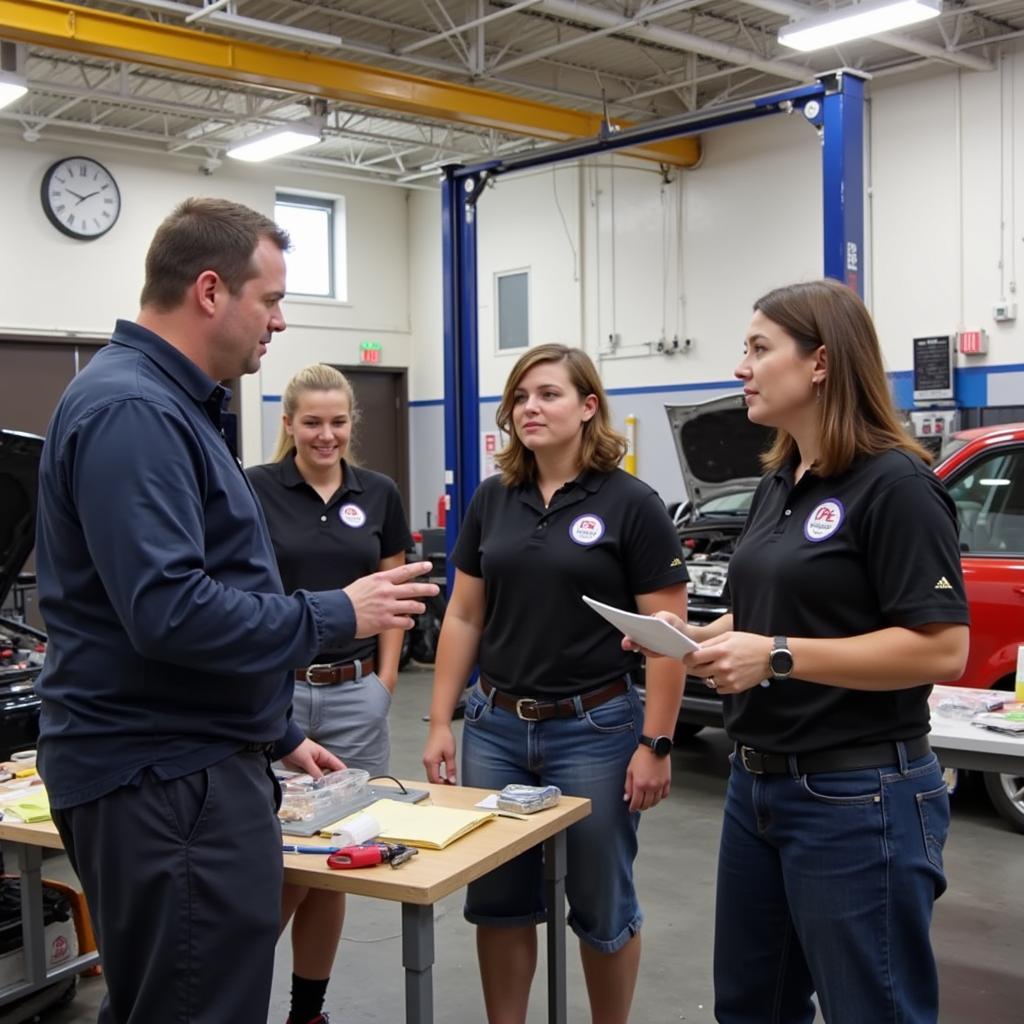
[624,414,637,476]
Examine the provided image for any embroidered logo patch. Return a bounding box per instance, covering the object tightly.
[569,514,605,546]
[934,576,953,590]
[804,499,845,542]
[339,503,367,528]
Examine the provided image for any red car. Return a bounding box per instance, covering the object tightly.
[934,422,1024,830]
[664,397,1024,832]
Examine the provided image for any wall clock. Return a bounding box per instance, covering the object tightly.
[41,156,121,240]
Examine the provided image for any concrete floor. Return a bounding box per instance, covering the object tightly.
[21,664,1022,1023]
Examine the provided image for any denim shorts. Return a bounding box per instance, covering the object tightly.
[292,672,392,778]
[460,681,645,953]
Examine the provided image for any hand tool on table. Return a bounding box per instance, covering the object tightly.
[327,842,419,869]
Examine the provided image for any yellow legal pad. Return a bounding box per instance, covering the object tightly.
[322,798,495,850]
[0,790,51,823]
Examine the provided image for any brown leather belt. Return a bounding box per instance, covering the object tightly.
[296,657,375,686]
[736,735,931,775]
[479,677,630,721]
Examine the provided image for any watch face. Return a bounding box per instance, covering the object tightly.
[771,649,795,676]
[41,157,121,240]
[649,735,672,757]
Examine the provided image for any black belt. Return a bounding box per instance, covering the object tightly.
[241,741,275,755]
[479,677,630,721]
[736,735,931,775]
[296,656,375,685]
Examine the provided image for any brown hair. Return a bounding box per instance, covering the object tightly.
[494,344,627,487]
[140,198,290,312]
[271,364,359,463]
[754,279,931,476]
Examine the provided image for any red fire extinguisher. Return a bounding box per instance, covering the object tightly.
[437,493,447,529]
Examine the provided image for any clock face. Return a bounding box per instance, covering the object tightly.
[41,157,121,240]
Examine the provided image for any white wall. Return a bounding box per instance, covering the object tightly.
[0,131,414,466]
[2,45,1022,521]
[407,46,1024,512]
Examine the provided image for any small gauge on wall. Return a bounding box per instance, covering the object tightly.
[40,156,122,240]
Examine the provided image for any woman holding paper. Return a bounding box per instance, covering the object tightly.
[630,280,969,1024]
[248,363,412,1024]
[423,344,687,1024]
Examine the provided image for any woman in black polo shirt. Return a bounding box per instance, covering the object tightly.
[423,344,687,1024]
[247,363,412,1024]
[635,281,969,1024]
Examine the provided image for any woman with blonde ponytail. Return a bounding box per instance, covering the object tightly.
[247,363,412,1024]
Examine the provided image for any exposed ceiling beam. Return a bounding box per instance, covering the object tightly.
[0,0,701,165]
[518,0,813,80]
[401,0,545,55]
[739,0,994,72]
[490,0,710,75]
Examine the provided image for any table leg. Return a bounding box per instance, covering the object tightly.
[401,902,434,1024]
[543,830,567,1024]
[15,843,46,986]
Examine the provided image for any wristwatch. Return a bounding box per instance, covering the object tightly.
[768,636,794,679]
[639,734,673,757]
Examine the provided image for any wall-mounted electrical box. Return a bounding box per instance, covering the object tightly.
[993,302,1017,322]
[957,329,988,355]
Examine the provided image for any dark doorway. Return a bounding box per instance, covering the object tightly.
[0,337,104,628]
[332,365,410,516]
[0,339,102,437]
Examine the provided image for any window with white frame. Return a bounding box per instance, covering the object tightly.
[496,269,530,351]
[274,192,347,300]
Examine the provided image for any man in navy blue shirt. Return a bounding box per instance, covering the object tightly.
[34,198,436,1024]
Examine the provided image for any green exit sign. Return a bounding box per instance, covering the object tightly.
[360,341,382,365]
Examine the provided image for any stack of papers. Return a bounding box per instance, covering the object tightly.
[1,789,51,823]
[973,712,1024,736]
[322,798,495,850]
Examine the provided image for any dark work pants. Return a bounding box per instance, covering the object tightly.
[52,751,283,1024]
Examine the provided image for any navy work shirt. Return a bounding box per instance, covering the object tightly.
[35,320,356,809]
[246,455,412,665]
[724,448,970,753]
[454,468,688,698]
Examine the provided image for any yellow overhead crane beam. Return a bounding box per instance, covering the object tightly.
[0,0,701,167]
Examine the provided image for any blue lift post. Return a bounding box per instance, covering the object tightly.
[441,71,867,561]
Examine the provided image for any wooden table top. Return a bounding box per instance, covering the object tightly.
[0,780,591,907]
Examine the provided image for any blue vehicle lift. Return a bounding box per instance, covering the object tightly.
[441,70,867,560]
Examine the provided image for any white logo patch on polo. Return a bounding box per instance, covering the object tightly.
[339,503,367,528]
[569,513,605,546]
[804,499,845,542]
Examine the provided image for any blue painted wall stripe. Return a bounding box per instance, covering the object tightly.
[270,362,1024,409]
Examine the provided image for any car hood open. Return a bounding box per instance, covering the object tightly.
[664,394,773,507]
[0,430,44,607]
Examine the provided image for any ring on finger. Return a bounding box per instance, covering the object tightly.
[705,676,717,689]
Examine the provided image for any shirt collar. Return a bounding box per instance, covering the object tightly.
[279,453,365,496]
[111,319,224,407]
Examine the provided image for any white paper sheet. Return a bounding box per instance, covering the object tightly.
[582,595,700,659]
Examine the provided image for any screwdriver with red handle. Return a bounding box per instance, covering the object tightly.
[327,842,418,870]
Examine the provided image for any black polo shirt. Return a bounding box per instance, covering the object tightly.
[454,468,688,698]
[247,455,412,664]
[724,448,969,753]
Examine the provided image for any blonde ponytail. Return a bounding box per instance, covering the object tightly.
[271,364,359,462]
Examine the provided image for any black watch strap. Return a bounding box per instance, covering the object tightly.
[640,734,673,757]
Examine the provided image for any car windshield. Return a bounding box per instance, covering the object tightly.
[697,491,755,516]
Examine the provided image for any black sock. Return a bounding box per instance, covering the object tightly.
[290,973,329,1024]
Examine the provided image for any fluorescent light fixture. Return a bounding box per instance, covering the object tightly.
[0,70,27,111]
[778,0,941,52]
[227,122,321,163]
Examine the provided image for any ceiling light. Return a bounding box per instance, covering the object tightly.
[227,122,322,163]
[778,0,941,52]
[0,69,27,111]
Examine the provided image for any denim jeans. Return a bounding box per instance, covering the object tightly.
[461,681,645,953]
[714,748,949,1024]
